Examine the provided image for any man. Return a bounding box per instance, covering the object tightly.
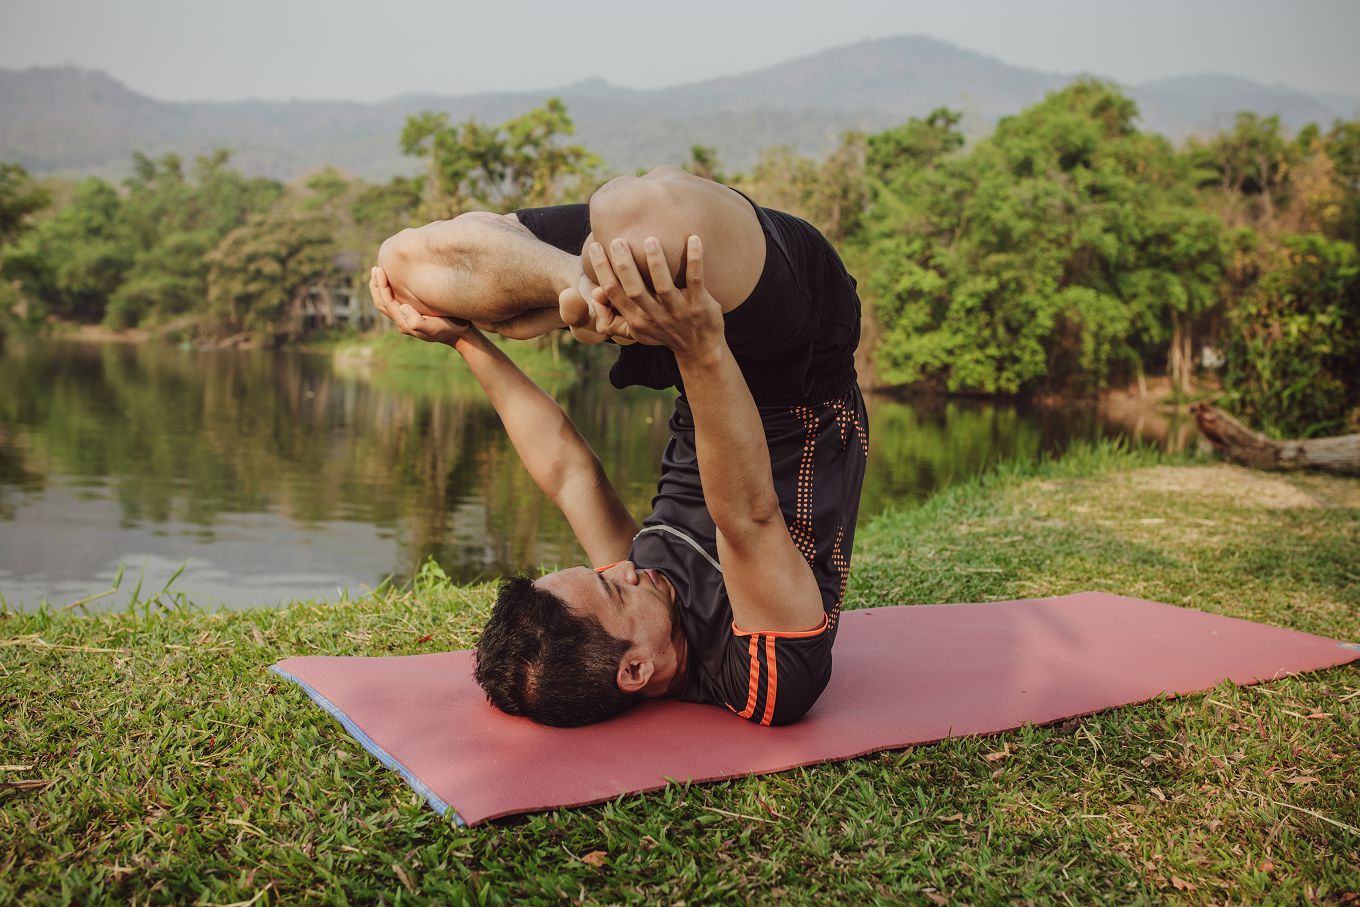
[371,166,867,727]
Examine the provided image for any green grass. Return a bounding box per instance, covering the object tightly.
[3,442,1357,905]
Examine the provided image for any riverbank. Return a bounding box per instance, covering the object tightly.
[35,317,1229,425]
[331,329,580,394]
[4,442,1356,903]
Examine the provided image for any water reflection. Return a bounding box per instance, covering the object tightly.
[0,338,1179,610]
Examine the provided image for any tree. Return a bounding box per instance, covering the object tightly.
[205,205,338,338]
[735,132,868,243]
[0,163,51,245]
[864,83,1223,395]
[1191,116,1360,436]
[684,145,725,182]
[1218,231,1359,437]
[103,152,282,328]
[1,177,134,322]
[400,98,600,218]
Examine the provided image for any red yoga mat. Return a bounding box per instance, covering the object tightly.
[270,592,1359,826]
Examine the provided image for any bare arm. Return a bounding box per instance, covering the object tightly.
[368,267,638,565]
[377,211,580,329]
[590,236,825,633]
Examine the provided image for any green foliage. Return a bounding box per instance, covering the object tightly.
[1,177,134,322]
[0,162,51,244]
[400,98,601,217]
[5,89,1360,430]
[1322,118,1360,244]
[684,145,725,182]
[351,174,423,236]
[1220,231,1360,436]
[205,206,338,337]
[0,152,282,328]
[734,131,868,243]
[109,152,283,328]
[865,83,1225,395]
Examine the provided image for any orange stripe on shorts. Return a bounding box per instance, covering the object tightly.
[735,635,761,720]
[759,635,779,726]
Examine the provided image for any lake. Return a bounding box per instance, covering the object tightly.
[0,336,1195,611]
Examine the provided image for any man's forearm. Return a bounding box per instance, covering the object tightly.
[452,328,594,496]
[378,212,579,324]
[674,341,783,531]
[451,328,637,560]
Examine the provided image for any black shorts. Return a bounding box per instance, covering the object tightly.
[634,386,869,726]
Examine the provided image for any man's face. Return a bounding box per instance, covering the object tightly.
[536,560,677,659]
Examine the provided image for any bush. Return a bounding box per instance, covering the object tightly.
[1220,231,1360,437]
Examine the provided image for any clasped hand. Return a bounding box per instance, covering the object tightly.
[368,266,471,345]
[559,235,724,356]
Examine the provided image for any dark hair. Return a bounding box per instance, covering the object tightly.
[474,576,643,727]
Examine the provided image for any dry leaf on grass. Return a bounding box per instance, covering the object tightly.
[392,863,416,893]
[581,850,608,868]
[1171,877,1198,892]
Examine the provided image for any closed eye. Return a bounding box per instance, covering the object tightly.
[595,571,623,607]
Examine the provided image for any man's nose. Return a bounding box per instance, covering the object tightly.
[594,560,638,583]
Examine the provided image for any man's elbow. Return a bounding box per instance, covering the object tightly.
[713,494,786,540]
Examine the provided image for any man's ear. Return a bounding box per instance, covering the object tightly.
[617,655,654,694]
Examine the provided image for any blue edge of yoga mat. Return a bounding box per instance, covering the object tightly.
[270,664,467,827]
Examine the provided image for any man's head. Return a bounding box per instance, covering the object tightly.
[473,561,683,727]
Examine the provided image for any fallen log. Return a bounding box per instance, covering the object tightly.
[1191,404,1360,475]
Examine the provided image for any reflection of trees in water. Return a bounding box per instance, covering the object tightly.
[0,339,678,586]
[0,425,45,521]
[861,396,1044,512]
[0,339,1183,588]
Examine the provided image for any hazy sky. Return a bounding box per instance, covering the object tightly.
[1,0,1357,102]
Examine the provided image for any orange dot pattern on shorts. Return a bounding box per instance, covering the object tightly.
[829,523,848,632]
[788,403,820,568]
[829,396,869,459]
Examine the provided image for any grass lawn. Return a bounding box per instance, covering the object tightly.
[2,443,1357,905]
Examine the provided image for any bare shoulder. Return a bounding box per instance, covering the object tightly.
[587,167,765,312]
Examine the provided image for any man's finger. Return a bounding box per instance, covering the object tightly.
[596,243,658,330]
[398,303,427,333]
[607,239,652,305]
[589,242,646,324]
[642,237,676,298]
[369,267,398,321]
[685,235,704,292]
[588,242,623,301]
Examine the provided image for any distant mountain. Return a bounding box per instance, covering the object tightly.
[1132,73,1342,137]
[1,36,1354,182]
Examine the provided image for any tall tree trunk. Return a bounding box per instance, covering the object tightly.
[1168,311,1194,395]
[1192,404,1360,475]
